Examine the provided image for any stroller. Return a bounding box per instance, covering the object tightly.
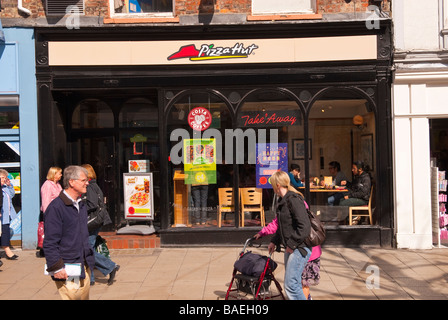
[225,237,285,300]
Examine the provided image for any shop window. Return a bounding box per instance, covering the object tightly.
[0,141,20,164]
[119,98,158,128]
[0,107,19,129]
[167,91,233,228]
[308,89,376,226]
[111,0,174,16]
[72,99,114,129]
[252,0,316,15]
[237,89,304,227]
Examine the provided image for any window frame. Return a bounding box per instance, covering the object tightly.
[108,0,175,19]
[251,0,316,16]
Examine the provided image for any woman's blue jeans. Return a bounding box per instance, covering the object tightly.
[88,229,116,283]
[284,247,311,300]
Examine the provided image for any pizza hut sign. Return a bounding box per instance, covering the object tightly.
[188,107,212,131]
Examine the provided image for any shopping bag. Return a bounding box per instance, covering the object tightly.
[95,235,110,259]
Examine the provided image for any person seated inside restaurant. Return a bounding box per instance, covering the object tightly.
[288,164,304,189]
[327,161,348,206]
[339,161,372,224]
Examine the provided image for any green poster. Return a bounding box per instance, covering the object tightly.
[183,138,217,184]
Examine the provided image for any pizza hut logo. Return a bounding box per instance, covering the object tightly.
[168,43,259,62]
[188,107,212,131]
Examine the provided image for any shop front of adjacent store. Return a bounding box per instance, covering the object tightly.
[36,19,394,247]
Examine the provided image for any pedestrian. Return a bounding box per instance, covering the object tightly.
[0,169,19,260]
[268,170,311,300]
[43,165,95,300]
[81,164,119,286]
[254,195,321,300]
[37,166,63,257]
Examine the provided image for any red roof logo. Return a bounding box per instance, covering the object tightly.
[168,43,259,62]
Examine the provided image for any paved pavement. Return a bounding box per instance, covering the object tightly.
[1,246,448,300]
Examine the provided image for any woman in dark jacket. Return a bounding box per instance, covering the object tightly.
[82,164,119,286]
[268,170,311,300]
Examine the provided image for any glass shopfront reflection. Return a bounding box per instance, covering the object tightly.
[165,87,377,229]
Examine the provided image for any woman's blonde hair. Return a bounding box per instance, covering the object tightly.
[81,164,97,180]
[270,170,303,196]
[46,167,62,181]
[0,168,9,178]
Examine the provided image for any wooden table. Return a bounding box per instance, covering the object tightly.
[299,187,348,193]
[298,186,348,206]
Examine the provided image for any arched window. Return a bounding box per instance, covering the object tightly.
[166,90,233,227]
[119,97,158,128]
[308,87,376,225]
[72,99,114,129]
[237,88,305,226]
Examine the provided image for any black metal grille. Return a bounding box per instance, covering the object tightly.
[46,0,84,16]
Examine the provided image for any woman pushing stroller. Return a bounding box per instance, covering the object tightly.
[256,170,321,300]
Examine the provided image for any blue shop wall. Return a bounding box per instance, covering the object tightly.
[0,27,39,250]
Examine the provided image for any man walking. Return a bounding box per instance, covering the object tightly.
[43,165,95,300]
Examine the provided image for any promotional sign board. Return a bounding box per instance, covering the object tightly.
[128,160,150,173]
[256,143,288,188]
[123,173,154,220]
[183,138,217,184]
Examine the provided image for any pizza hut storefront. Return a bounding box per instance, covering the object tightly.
[36,20,394,247]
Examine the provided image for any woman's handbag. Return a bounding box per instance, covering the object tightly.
[87,191,108,232]
[303,207,326,247]
[37,221,44,249]
[87,205,106,232]
[287,194,326,247]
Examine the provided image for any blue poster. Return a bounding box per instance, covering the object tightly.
[256,143,288,188]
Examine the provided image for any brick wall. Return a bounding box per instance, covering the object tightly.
[0,0,390,19]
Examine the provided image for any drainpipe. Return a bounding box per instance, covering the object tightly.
[18,0,31,16]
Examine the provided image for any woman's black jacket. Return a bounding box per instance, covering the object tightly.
[271,191,310,255]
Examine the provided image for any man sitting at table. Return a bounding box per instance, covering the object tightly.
[327,161,348,206]
[339,161,372,224]
[288,164,304,189]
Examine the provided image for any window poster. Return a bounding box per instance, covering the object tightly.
[256,143,288,188]
[183,138,217,184]
[123,172,154,220]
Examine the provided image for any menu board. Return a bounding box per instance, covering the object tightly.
[123,173,154,220]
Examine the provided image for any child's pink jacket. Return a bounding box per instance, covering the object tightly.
[258,200,322,261]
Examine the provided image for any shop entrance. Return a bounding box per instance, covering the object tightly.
[70,135,118,229]
[63,91,160,230]
[430,118,448,246]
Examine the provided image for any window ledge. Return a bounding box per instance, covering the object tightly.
[104,16,180,24]
[247,13,322,21]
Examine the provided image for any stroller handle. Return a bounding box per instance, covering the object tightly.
[242,237,263,253]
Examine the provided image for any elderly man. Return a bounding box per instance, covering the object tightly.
[43,165,95,300]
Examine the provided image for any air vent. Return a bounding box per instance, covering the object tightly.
[46,0,84,16]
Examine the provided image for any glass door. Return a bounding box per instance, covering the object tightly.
[71,135,118,229]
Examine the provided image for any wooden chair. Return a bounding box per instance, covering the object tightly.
[240,187,265,227]
[349,186,374,225]
[217,188,236,228]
